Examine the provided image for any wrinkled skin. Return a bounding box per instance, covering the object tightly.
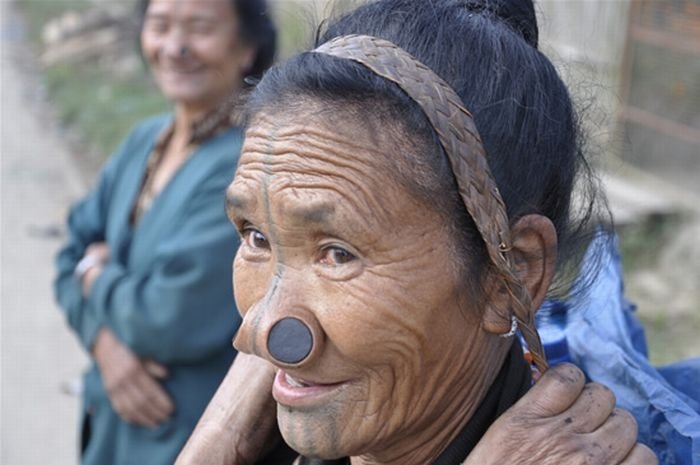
[464,363,657,465]
[176,359,657,465]
[223,104,640,465]
[228,110,508,463]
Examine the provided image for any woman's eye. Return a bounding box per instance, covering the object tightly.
[320,246,356,266]
[243,229,269,250]
[189,21,214,34]
[146,20,168,34]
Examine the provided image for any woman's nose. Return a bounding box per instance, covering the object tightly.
[160,31,189,59]
[267,317,314,364]
[233,285,325,368]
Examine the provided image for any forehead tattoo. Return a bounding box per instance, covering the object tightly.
[243,121,283,356]
[239,118,353,370]
[240,120,327,367]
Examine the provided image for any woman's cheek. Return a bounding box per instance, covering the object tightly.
[322,281,427,369]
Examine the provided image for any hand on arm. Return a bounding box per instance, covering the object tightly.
[465,363,657,465]
[76,242,110,297]
[176,353,280,465]
[92,327,174,428]
[87,185,241,365]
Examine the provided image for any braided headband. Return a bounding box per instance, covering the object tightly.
[313,34,548,373]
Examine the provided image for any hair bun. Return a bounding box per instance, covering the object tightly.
[464,0,539,48]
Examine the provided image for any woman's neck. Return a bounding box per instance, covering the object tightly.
[173,82,241,135]
[350,340,511,465]
[173,104,206,140]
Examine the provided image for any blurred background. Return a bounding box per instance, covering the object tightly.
[1,0,698,464]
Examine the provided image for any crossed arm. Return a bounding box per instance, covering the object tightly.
[55,128,239,427]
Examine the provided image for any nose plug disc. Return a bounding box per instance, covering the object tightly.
[267,317,314,365]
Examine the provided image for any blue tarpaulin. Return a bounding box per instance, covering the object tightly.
[549,236,700,465]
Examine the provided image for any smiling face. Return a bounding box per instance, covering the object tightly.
[140,0,254,111]
[227,104,507,462]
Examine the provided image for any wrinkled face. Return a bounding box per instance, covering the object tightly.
[227,107,496,459]
[141,0,253,108]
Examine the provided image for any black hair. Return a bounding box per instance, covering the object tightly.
[248,0,607,299]
[138,0,276,80]
[232,0,276,78]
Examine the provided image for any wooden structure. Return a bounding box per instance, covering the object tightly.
[618,0,700,192]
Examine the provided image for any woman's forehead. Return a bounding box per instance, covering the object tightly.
[231,111,430,228]
[146,0,234,21]
[238,111,398,183]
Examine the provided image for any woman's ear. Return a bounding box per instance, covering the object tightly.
[482,214,557,335]
[238,45,257,77]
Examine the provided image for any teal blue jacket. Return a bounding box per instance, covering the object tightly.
[54,115,242,465]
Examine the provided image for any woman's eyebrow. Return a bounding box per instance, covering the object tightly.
[144,12,168,21]
[225,191,251,213]
[287,202,335,225]
[144,12,218,23]
[185,15,219,24]
[226,187,339,228]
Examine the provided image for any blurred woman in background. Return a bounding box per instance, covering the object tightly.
[53,1,280,463]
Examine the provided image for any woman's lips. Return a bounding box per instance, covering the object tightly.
[273,369,347,408]
[159,67,205,79]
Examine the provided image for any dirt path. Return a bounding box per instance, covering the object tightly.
[1,4,89,464]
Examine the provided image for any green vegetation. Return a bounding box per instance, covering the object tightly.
[19,0,169,158]
[639,310,700,365]
[44,63,169,155]
[618,213,700,364]
[273,0,365,57]
[18,0,92,42]
[273,3,317,58]
[617,214,684,274]
[17,0,319,159]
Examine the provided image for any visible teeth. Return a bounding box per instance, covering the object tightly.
[285,373,307,388]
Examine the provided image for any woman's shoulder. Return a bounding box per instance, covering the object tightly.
[193,126,246,174]
[205,125,245,154]
[96,113,171,182]
[107,113,171,160]
[127,113,173,146]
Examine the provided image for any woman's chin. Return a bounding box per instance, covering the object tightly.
[276,399,354,460]
[161,90,205,106]
[277,416,348,461]
[276,401,384,462]
[157,81,215,108]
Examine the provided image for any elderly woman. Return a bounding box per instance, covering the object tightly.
[205,0,657,464]
[53,1,283,464]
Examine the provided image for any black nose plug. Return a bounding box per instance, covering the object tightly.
[267,317,314,365]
